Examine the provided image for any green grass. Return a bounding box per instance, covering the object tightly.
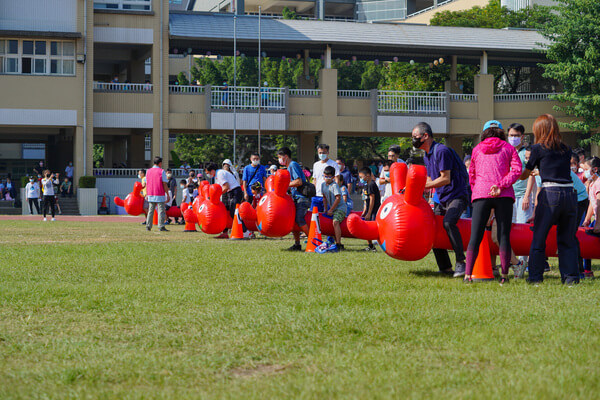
[1,219,600,399]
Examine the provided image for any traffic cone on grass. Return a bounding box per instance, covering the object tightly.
[305,207,323,253]
[230,204,245,240]
[471,230,495,281]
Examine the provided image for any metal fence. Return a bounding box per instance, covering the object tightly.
[493,93,557,102]
[93,0,151,11]
[449,93,478,102]
[169,85,204,94]
[93,82,152,93]
[377,91,447,113]
[289,89,321,97]
[338,90,371,98]
[93,168,203,177]
[211,86,286,110]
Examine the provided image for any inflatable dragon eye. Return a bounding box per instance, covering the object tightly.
[259,196,267,206]
[199,204,205,213]
[379,202,393,220]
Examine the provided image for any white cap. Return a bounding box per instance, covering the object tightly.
[222,159,232,166]
[269,165,277,170]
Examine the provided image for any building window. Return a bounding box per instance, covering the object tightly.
[0,39,76,76]
[94,0,152,11]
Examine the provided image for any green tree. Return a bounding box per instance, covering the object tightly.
[176,71,189,85]
[541,0,600,142]
[93,144,104,167]
[282,6,299,20]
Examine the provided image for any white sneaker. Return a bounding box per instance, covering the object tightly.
[43,217,47,221]
[51,218,56,221]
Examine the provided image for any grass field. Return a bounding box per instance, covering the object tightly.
[1,219,600,399]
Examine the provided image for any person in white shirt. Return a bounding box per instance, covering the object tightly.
[222,159,240,181]
[312,144,340,212]
[379,161,393,202]
[205,162,244,238]
[25,177,41,215]
[379,145,406,197]
[41,171,59,221]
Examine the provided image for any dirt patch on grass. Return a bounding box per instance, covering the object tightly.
[230,364,291,379]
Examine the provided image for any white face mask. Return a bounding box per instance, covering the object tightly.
[166,173,172,179]
[251,159,260,166]
[318,153,328,161]
[180,184,185,189]
[138,175,142,179]
[278,157,285,166]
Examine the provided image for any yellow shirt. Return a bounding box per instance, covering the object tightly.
[141,177,146,197]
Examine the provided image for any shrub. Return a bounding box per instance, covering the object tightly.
[78,176,96,188]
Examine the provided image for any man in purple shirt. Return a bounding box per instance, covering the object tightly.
[412,122,469,277]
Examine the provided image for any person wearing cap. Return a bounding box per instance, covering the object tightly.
[205,161,244,239]
[312,144,340,212]
[242,153,267,203]
[222,159,240,182]
[261,81,269,108]
[462,120,522,284]
[268,164,277,176]
[412,121,469,277]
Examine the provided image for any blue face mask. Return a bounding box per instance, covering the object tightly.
[359,178,366,184]
[384,171,390,178]
[318,153,328,161]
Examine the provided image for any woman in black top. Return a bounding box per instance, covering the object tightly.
[519,114,579,284]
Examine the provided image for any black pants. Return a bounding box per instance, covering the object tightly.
[222,187,245,232]
[42,195,55,218]
[433,196,467,271]
[28,198,40,214]
[529,187,579,284]
[465,197,513,276]
[576,198,589,273]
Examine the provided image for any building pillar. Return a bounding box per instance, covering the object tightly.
[592,143,599,157]
[480,51,488,75]
[319,68,338,158]
[444,55,463,94]
[475,74,494,128]
[324,45,332,69]
[298,133,316,167]
[130,57,146,82]
[151,0,169,167]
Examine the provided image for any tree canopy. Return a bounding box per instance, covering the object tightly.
[540,0,600,142]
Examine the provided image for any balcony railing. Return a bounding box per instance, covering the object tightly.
[211,86,286,110]
[169,85,204,94]
[94,82,153,93]
[289,89,321,97]
[449,93,478,102]
[378,91,447,114]
[94,0,151,11]
[94,168,203,177]
[494,93,558,102]
[338,90,371,98]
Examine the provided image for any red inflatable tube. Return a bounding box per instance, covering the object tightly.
[113,181,145,216]
[194,183,232,234]
[348,162,600,261]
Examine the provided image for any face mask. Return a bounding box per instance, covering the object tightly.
[251,160,260,166]
[180,184,185,189]
[37,175,41,178]
[69,163,72,166]
[166,173,172,178]
[359,178,366,184]
[571,166,578,172]
[318,153,328,161]
[138,175,142,179]
[508,136,521,147]
[579,167,584,173]
[278,157,285,166]
[412,136,424,149]
[384,171,390,178]
[584,170,593,179]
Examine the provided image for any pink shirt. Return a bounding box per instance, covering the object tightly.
[588,178,600,219]
[146,166,167,201]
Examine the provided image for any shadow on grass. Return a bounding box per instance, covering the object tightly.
[409,270,455,279]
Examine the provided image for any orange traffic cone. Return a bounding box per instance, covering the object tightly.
[153,210,158,226]
[472,230,495,281]
[305,207,323,253]
[230,204,244,239]
[100,193,108,209]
